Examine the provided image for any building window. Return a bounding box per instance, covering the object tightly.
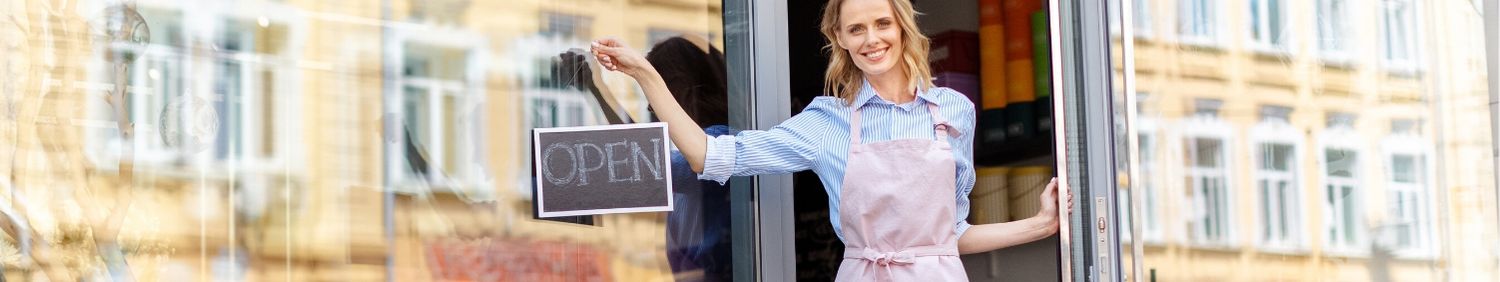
[1386,153,1426,251]
[215,20,256,161]
[1187,136,1230,245]
[1317,0,1351,59]
[1138,132,1162,242]
[1248,0,1289,51]
[541,12,592,39]
[1184,100,1232,246]
[93,12,294,168]
[1178,0,1218,45]
[1134,0,1153,38]
[122,43,187,160]
[1252,106,1301,250]
[517,36,611,197]
[397,42,485,194]
[1257,142,1298,247]
[1322,114,1363,252]
[646,28,715,48]
[1324,147,1361,250]
[203,18,294,164]
[1384,120,1429,254]
[1381,0,1418,70]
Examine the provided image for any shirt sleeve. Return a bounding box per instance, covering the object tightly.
[698,99,838,184]
[946,89,979,237]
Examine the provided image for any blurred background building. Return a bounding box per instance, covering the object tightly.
[1,0,721,280]
[1,0,1497,281]
[1118,0,1497,280]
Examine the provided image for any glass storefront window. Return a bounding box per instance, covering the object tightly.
[1,0,734,280]
[1115,0,1499,281]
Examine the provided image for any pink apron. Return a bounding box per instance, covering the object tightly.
[835,102,969,281]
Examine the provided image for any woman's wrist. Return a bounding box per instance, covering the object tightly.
[629,66,662,83]
[1034,209,1058,222]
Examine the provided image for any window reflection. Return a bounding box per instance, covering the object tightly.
[1122,0,1497,280]
[1253,106,1300,249]
[1,0,727,280]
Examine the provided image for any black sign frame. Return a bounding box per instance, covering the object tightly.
[532,122,674,218]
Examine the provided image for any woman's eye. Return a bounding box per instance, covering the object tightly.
[877,21,891,28]
[849,26,863,33]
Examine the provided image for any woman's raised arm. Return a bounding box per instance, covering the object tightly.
[592,38,710,173]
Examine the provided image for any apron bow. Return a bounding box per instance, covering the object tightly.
[857,250,917,266]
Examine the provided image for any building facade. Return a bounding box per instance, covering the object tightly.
[1,0,722,280]
[1121,0,1498,280]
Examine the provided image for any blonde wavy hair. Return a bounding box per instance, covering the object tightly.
[819,0,933,105]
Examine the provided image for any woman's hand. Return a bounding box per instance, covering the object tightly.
[591,38,656,79]
[588,37,711,172]
[1034,177,1073,234]
[957,176,1075,254]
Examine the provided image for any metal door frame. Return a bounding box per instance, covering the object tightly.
[724,0,797,281]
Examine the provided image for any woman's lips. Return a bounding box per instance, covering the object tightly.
[861,47,888,63]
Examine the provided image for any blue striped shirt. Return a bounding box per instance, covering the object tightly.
[699,80,977,241]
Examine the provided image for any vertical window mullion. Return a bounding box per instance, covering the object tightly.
[428,83,443,175]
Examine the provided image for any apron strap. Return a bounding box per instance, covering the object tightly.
[851,107,864,145]
[926,103,956,146]
[843,244,959,265]
[850,90,955,146]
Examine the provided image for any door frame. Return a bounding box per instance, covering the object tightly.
[724,0,797,281]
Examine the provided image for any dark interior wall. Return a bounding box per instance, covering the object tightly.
[786,0,840,280]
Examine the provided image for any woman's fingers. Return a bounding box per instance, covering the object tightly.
[595,37,623,48]
[591,39,626,57]
[589,41,625,72]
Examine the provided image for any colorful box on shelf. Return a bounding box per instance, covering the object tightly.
[980,0,1005,109]
[971,166,1011,224]
[1007,166,1053,220]
[929,30,980,75]
[933,72,980,105]
[1004,101,1035,140]
[978,108,1008,145]
[1031,11,1054,137]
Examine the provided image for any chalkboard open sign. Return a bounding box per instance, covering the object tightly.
[533,123,674,217]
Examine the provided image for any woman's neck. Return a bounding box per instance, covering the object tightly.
[866,70,913,104]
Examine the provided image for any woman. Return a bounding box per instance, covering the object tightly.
[592,0,1071,280]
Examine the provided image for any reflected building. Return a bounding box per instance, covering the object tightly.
[1,0,722,280]
[1120,0,1497,281]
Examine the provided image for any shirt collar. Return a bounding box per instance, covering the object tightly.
[851,79,939,109]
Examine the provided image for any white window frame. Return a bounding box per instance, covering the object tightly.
[1317,0,1354,64]
[1320,127,1366,255]
[515,36,612,198]
[86,2,307,179]
[1134,0,1154,39]
[1250,119,1304,251]
[541,12,593,40]
[386,27,491,200]
[1380,0,1422,73]
[1382,134,1434,258]
[1177,0,1223,47]
[1182,115,1235,248]
[1136,118,1164,244]
[1247,0,1292,54]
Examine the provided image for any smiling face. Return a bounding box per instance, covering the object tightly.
[836,0,904,76]
[819,0,931,104]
